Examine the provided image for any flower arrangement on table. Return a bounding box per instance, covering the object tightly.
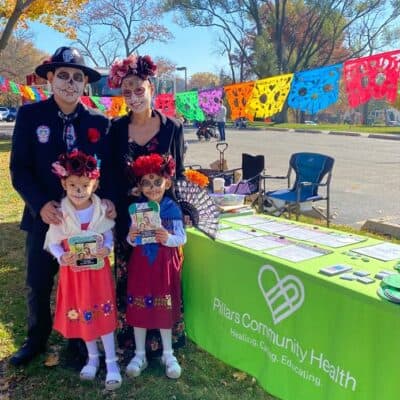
[184,169,209,189]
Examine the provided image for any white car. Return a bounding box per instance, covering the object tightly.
[0,107,9,121]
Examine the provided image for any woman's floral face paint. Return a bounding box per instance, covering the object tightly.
[52,67,86,104]
[121,75,153,113]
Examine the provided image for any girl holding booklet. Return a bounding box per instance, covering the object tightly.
[125,153,186,379]
[44,150,121,390]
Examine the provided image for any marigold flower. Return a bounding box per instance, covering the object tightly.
[184,169,209,188]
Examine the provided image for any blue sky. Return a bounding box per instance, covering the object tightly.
[29,14,227,78]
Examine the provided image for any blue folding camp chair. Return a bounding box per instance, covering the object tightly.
[262,152,334,226]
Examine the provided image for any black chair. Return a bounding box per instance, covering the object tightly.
[220,153,265,209]
[261,152,334,226]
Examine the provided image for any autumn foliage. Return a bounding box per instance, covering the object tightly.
[0,0,89,51]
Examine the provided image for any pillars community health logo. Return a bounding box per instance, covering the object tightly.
[258,265,305,325]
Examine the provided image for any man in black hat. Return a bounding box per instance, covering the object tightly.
[9,46,115,366]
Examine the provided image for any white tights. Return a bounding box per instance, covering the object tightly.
[133,327,173,357]
[84,332,119,374]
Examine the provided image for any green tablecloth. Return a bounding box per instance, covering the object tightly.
[182,216,400,400]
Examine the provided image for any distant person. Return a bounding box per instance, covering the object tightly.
[215,99,227,141]
[9,46,115,367]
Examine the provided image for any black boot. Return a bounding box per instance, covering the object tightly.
[9,340,46,366]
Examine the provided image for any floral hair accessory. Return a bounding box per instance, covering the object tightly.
[129,153,176,180]
[184,169,209,189]
[52,150,100,179]
[108,55,157,89]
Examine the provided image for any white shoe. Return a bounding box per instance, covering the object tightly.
[79,353,99,381]
[161,354,181,379]
[126,354,148,378]
[105,357,122,390]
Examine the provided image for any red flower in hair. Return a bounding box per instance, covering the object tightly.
[130,153,175,179]
[108,55,157,88]
[52,150,100,179]
[88,128,101,143]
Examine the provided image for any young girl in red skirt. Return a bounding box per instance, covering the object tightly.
[44,150,121,390]
[125,153,186,379]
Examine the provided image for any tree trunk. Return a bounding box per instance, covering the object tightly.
[0,0,34,52]
[0,11,21,52]
[275,102,289,123]
[361,102,369,125]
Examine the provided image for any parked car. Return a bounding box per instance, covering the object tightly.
[6,107,17,122]
[234,117,248,129]
[0,106,17,122]
[0,107,8,121]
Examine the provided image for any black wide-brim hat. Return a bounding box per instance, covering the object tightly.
[35,46,101,83]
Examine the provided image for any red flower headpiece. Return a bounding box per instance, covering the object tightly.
[130,153,175,180]
[108,55,157,89]
[52,150,100,180]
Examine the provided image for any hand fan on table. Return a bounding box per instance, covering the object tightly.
[175,179,220,239]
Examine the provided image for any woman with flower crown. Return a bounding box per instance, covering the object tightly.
[108,55,186,358]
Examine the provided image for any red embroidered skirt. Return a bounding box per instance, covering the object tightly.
[126,245,182,329]
[53,257,117,341]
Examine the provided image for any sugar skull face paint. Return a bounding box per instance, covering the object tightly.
[140,173,171,203]
[52,67,86,104]
[61,174,98,210]
[121,75,153,113]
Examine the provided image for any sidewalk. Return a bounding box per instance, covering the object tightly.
[361,217,400,239]
[261,126,400,141]
[0,123,13,138]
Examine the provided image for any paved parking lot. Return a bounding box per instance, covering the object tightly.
[184,127,400,228]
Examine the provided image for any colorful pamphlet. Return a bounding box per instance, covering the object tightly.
[67,232,104,271]
[128,201,161,245]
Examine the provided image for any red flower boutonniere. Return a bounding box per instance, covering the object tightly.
[88,128,101,143]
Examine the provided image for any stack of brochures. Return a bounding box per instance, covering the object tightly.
[377,274,400,304]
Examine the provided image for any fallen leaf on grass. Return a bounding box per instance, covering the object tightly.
[44,353,59,367]
[0,378,9,391]
[233,371,247,381]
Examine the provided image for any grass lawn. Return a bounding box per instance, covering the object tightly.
[227,121,400,134]
[0,139,277,400]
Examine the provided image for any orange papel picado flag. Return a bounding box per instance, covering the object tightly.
[224,81,255,121]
